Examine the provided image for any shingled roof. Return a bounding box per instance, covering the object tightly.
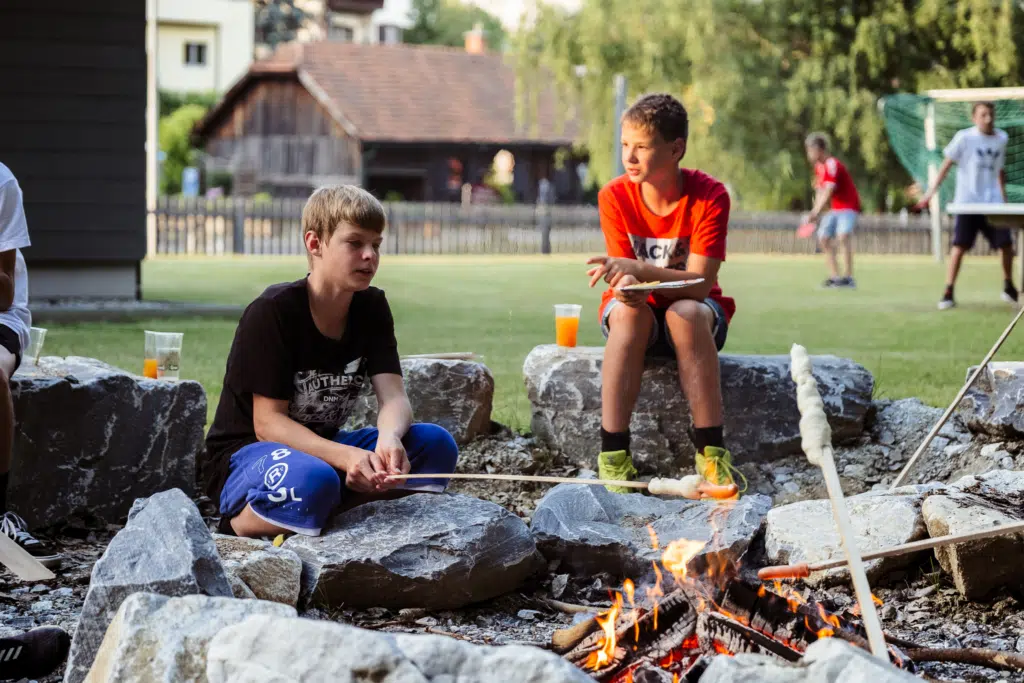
[195,41,577,146]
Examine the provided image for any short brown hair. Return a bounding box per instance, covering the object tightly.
[622,93,689,144]
[973,101,995,116]
[302,185,387,245]
[805,132,829,150]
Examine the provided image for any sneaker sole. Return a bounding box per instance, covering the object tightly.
[1001,292,1019,305]
[938,301,955,310]
[32,555,62,570]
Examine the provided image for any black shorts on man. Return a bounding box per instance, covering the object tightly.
[953,214,1014,251]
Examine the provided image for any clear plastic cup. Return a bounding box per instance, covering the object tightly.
[26,327,46,366]
[554,304,582,347]
[144,331,184,380]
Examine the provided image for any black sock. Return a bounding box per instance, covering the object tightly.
[1006,279,1015,291]
[694,426,724,454]
[0,471,8,512]
[600,427,631,454]
[944,284,954,297]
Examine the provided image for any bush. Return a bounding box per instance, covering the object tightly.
[159,104,209,195]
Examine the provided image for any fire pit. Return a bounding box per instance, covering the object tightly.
[554,525,1023,681]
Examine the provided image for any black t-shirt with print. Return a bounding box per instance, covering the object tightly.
[201,278,402,501]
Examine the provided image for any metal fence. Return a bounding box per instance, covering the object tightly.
[153,196,993,257]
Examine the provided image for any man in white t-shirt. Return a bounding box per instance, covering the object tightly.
[914,102,1014,310]
[0,162,61,568]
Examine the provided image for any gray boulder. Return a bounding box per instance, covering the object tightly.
[206,614,592,683]
[700,637,918,682]
[84,593,295,683]
[64,489,233,683]
[960,362,1024,439]
[284,493,544,610]
[922,469,1024,600]
[10,356,205,528]
[214,535,303,607]
[345,358,494,444]
[764,485,937,586]
[529,482,771,580]
[523,345,873,474]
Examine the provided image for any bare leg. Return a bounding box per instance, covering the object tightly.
[229,504,289,537]
[819,236,839,279]
[946,246,966,286]
[838,234,853,279]
[0,348,15,480]
[1001,245,1014,282]
[601,303,655,432]
[663,300,721,428]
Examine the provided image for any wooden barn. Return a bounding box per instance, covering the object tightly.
[192,40,584,203]
[0,0,147,300]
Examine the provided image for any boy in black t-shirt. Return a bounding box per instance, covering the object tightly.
[203,185,459,538]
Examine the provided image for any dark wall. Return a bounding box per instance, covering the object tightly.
[0,0,146,264]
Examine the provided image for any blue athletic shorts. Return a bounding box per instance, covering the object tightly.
[219,423,459,536]
[818,209,859,239]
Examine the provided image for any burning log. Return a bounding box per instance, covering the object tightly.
[696,611,802,661]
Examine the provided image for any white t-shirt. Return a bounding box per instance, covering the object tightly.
[0,163,32,353]
[943,126,1009,204]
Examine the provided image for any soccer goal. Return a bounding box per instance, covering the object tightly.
[880,87,1024,261]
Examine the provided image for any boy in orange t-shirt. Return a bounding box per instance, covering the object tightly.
[586,93,740,494]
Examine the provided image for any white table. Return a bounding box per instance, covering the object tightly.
[946,203,1024,286]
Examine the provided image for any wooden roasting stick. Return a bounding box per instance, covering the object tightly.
[0,530,55,582]
[388,473,739,500]
[789,344,888,660]
[891,304,1024,490]
[759,518,1024,580]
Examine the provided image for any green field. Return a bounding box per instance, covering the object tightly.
[38,254,1024,430]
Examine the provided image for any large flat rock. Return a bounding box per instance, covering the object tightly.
[207,615,592,682]
[284,493,544,610]
[345,358,494,444]
[529,482,772,580]
[959,362,1024,439]
[523,345,873,474]
[764,485,937,586]
[10,356,205,528]
[64,489,233,683]
[922,469,1024,600]
[214,535,303,607]
[84,593,295,683]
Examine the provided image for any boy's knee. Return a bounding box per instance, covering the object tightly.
[407,423,459,471]
[608,302,655,335]
[666,299,711,327]
[296,458,343,506]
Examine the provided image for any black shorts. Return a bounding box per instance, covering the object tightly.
[600,297,729,358]
[953,214,1014,251]
[0,326,21,374]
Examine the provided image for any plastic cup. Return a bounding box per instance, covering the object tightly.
[144,331,184,380]
[26,327,46,366]
[554,304,582,348]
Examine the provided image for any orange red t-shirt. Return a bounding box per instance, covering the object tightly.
[813,157,861,212]
[597,168,736,323]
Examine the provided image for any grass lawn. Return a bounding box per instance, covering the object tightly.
[37,253,1024,431]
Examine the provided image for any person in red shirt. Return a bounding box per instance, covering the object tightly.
[805,133,861,288]
[585,93,741,496]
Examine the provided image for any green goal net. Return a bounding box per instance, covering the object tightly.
[880,93,1024,207]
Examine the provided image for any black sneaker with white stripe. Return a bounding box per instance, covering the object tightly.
[0,512,61,569]
[0,626,70,680]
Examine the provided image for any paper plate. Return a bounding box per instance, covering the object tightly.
[618,278,705,292]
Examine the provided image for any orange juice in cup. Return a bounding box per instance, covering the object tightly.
[143,358,159,379]
[554,304,582,347]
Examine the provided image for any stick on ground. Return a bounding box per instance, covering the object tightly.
[891,304,1024,490]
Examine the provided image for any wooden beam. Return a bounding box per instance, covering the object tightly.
[925,87,1024,102]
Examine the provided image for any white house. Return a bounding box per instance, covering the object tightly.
[151,0,254,94]
[286,0,412,49]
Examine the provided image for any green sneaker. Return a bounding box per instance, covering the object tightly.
[695,446,747,499]
[598,450,638,493]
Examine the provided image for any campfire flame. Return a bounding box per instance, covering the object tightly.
[579,517,871,679]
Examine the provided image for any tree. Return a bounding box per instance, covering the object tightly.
[405,0,507,51]
[514,0,1024,211]
[159,104,209,195]
[255,0,307,51]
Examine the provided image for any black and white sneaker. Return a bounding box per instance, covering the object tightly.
[822,277,840,288]
[938,290,956,310]
[838,276,857,289]
[1001,280,1019,306]
[0,626,70,680]
[0,512,61,569]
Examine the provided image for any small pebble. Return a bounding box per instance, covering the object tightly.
[517,609,541,621]
[399,608,427,621]
[913,585,938,599]
[1016,636,1024,653]
[414,617,438,627]
[50,588,74,598]
[783,481,801,494]
[30,600,53,612]
[30,585,47,594]
[10,588,28,595]
[551,574,568,600]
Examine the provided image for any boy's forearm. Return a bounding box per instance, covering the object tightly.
[256,411,358,471]
[635,264,714,301]
[376,397,413,441]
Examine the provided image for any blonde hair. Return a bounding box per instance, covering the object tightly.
[302,185,387,248]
